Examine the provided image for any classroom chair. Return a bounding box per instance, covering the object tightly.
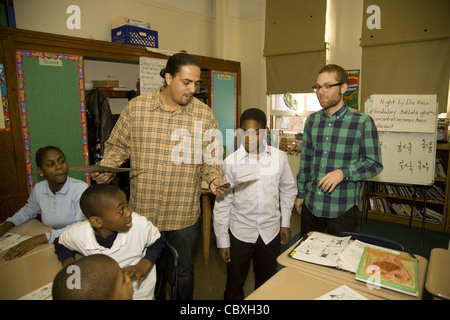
[338,232,405,251]
[154,242,179,300]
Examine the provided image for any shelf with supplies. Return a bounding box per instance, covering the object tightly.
[85,89,139,99]
[363,143,450,233]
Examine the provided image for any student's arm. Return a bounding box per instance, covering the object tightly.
[53,237,77,267]
[278,152,297,245]
[213,162,235,263]
[122,259,153,284]
[0,221,15,237]
[143,235,166,263]
[3,234,48,260]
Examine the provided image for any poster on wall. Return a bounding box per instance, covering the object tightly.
[0,63,10,131]
[344,69,360,110]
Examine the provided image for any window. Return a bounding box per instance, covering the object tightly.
[268,92,322,134]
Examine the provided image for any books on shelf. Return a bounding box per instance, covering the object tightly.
[368,196,443,222]
[355,247,419,297]
[437,118,448,142]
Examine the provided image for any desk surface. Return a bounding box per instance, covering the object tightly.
[246,267,383,300]
[0,219,61,300]
[277,239,428,300]
[425,248,450,300]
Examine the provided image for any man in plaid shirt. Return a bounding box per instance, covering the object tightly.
[295,64,383,236]
[91,53,228,299]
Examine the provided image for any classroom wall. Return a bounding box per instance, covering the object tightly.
[13,0,265,114]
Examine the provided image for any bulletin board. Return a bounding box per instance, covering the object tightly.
[365,94,437,185]
[211,70,237,152]
[16,50,89,190]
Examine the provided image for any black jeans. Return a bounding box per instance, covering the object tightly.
[300,203,358,236]
[225,231,281,300]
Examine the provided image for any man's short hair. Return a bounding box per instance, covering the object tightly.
[318,64,349,84]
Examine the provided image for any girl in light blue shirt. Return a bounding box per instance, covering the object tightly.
[0,146,88,260]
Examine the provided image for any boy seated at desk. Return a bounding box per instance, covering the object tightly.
[52,254,134,300]
[54,184,164,300]
[213,108,297,300]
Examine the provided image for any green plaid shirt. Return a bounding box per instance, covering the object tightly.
[297,104,383,218]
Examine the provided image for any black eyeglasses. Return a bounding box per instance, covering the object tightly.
[312,82,343,92]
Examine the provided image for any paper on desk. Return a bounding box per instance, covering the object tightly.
[337,240,400,273]
[290,232,351,267]
[18,282,53,300]
[0,233,31,253]
[315,285,368,300]
[70,165,141,173]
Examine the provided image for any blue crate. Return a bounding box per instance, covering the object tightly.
[111,25,158,48]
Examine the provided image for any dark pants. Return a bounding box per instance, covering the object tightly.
[300,203,358,236]
[225,231,281,300]
[161,219,199,300]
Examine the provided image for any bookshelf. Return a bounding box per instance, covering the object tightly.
[363,143,450,233]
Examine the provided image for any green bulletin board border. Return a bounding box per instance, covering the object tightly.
[16,50,89,190]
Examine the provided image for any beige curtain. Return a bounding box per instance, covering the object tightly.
[264,0,327,94]
[361,0,450,113]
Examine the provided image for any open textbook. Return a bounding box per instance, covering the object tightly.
[289,232,401,273]
[355,247,419,297]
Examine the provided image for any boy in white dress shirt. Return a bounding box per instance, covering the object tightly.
[54,184,164,300]
[213,108,297,300]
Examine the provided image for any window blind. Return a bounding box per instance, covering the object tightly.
[361,0,450,113]
[264,0,327,94]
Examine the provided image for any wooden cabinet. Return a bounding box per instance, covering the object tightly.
[0,27,240,221]
[363,143,450,233]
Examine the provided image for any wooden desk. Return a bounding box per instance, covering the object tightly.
[425,248,450,300]
[0,219,61,299]
[201,188,214,265]
[277,239,428,300]
[246,267,383,300]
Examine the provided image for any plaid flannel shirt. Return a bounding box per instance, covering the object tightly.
[101,89,223,231]
[297,104,383,218]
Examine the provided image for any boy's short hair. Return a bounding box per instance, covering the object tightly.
[239,108,267,128]
[52,254,120,300]
[79,184,121,218]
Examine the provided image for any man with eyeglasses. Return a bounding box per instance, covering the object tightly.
[294,64,383,236]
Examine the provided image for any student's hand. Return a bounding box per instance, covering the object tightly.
[90,171,115,184]
[294,198,304,215]
[318,169,344,193]
[122,259,153,283]
[0,221,15,237]
[210,178,230,197]
[3,234,47,260]
[280,227,291,245]
[219,248,231,263]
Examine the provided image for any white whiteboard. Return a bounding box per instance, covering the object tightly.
[369,131,436,185]
[139,56,167,95]
[366,94,437,132]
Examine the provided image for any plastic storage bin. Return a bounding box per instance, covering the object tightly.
[111,25,158,48]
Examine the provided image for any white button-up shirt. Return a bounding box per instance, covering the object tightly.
[213,144,297,247]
